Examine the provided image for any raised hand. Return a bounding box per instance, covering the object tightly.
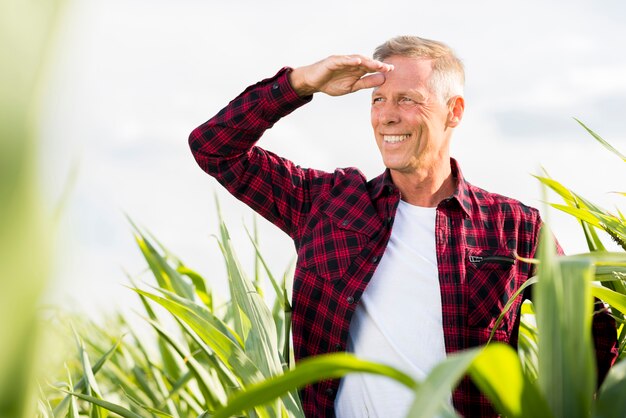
[288,54,394,97]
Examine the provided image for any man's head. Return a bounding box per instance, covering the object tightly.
[373,35,464,104]
[370,36,465,181]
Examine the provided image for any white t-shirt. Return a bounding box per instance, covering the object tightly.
[335,201,448,417]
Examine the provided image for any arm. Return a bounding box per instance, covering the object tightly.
[189,68,313,237]
[188,56,393,237]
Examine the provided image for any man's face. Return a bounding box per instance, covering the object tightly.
[371,55,456,176]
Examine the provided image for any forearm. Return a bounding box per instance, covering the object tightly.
[187,67,319,237]
[189,67,311,163]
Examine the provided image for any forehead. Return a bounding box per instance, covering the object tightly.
[375,55,434,94]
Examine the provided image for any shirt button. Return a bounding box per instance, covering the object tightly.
[387,185,394,194]
[335,343,342,350]
[372,256,379,263]
[386,217,393,225]
[325,387,335,396]
[342,219,349,226]
[272,82,279,90]
[346,296,355,305]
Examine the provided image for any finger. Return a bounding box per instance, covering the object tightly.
[327,54,364,70]
[349,55,394,73]
[330,54,394,74]
[352,72,386,92]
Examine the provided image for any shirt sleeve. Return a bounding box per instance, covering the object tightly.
[188,67,328,239]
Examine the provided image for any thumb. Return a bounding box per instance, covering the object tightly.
[352,72,386,92]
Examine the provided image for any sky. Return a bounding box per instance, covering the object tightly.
[40,0,626,317]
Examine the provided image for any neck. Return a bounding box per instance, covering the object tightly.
[390,161,455,207]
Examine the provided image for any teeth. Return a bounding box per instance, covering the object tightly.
[384,134,409,143]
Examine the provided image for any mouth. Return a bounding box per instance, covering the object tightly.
[383,134,410,143]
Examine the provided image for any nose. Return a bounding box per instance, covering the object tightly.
[378,102,400,125]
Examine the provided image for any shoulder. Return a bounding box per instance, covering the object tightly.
[466,182,541,222]
[307,166,368,188]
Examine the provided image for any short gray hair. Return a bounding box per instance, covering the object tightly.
[374,35,465,103]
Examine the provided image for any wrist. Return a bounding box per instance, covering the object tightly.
[288,67,316,97]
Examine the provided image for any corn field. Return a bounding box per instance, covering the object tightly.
[4,1,626,417]
[38,126,626,417]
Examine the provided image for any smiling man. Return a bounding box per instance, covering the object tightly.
[189,36,617,417]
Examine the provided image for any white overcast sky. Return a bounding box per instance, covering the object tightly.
[40,0,626,317]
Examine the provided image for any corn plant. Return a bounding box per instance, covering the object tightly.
[1,0,65,417]
[46,209,626,418]
[534,119,626,358]
[43,209,430,417]
[45,121,626,417]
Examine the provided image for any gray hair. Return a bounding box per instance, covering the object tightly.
[374,35,465,103]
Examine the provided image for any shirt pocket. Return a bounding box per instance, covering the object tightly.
[298,203,379,282]
[466,248,517,331]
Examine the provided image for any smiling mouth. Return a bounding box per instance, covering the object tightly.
[383,134,410,143]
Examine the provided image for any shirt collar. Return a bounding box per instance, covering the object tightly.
[369,158,472,218]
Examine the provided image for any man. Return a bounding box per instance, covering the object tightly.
[189,36,618,417]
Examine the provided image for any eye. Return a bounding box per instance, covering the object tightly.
[372,97,384,104]
[399,97,414,103]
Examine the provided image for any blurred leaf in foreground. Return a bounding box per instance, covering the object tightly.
[0,0,65,417]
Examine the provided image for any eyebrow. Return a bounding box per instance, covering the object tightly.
[371,89,428,101]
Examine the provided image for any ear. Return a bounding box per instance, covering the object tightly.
[446,95,465,128]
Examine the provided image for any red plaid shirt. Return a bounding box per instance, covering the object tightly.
[189,68,618,417]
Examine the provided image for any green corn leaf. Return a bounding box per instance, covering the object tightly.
[140,285,243,347]
[123,324,180,416]
[178,266,213,309]
[176,386,205,416]
[57,390,144,418]
[53,338,122,416]
[535,226,596,418]
[136,233,196,300]
[549,204,603,228]
[37,384,54,418]
[128,219,196,301]
[468,343,552,418]
[591,284,626,315]
[213,237,250,344]
[174,316,241,394]
[489,276,537,343]
[129,276,184,382]
[581,221,606,252]
[1,0,64,413]
[594,357,626,418]
[212,353,416,418]
[574,118,626,162]
[118,386,176,418]
[407,349,484,418]
[252,216,262,294]
[132,365,160,405]
[534,175,577,205]
[65,365,79,418]
[244,224,283,306]
[135,288,264,385]
[218,220,283,380]
[72,329,106,418]
[97,357,155,408]
[143,315,228,409]
[518,316,540,380]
